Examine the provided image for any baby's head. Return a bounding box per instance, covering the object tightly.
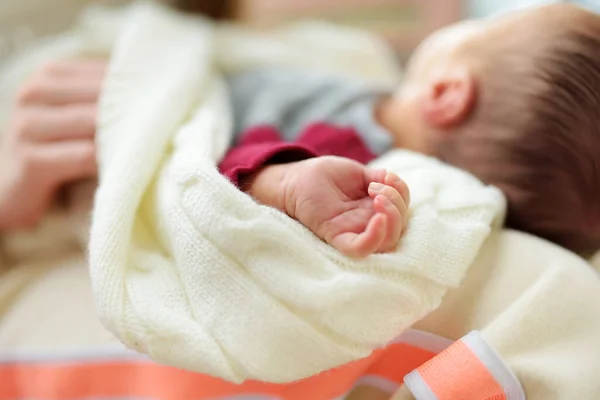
[391,4,600,255]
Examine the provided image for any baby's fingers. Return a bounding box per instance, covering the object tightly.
[368,177,410,252]
[368,182,408,222]
[330,213,387,258]
[385,172,410,207]
[363,170,410,207]
[372,194,402,252]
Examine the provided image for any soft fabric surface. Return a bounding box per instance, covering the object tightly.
[88,2,503,383]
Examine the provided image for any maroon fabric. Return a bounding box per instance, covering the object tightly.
[218,123,377,186]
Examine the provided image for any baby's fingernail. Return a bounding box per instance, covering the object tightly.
[369,182,384,192]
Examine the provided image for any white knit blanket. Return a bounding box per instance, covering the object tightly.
[0,2,505,384]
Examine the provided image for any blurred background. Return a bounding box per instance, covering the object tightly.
[0,0,599,63]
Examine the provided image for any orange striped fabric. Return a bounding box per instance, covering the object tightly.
[0,330,451,400]
[404,331,525,400]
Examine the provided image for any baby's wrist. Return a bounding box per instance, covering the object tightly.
[240,163,295,212]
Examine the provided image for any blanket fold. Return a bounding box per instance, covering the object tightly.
[88,2,505,383]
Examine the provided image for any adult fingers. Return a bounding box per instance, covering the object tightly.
[17,75,105,106]
[29,140,97,189]
[38,60,108,78]
[14,104,97,142]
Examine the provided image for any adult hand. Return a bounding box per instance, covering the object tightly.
[0,60,107,231]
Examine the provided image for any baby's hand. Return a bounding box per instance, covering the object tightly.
[246,156,410,258]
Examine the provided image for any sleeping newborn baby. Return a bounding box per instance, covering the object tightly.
[220,3,600,258]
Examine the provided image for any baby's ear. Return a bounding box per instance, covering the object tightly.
[420,66,476,129]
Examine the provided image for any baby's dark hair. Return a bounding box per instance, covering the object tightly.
[437,25,600,256]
